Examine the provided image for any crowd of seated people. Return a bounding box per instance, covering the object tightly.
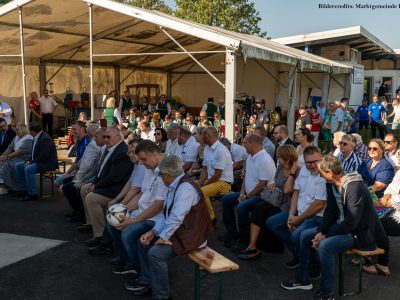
[3,93,400,300]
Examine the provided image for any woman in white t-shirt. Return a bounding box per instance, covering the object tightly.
[294,128,313,168]
[389,99,400,130]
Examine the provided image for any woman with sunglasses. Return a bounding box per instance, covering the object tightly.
[358,139,394,199]
[294,128,313,168]
[153,127,167,153]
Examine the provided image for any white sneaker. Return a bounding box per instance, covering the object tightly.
[0,186,8,195]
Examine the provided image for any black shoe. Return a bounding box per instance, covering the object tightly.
[85,237,102,248]
[285,257,300,269]
[110,256,123,266]
[309,291,334,300]
[124,283,151,296]
[68,215,85,222]
[21,194,38,201]
[77,224,92,233]
[88,244,113,255]
[231,241,247,254]
[16,191,28,197]
[238,248,261,260]
[281,278,313,290]
[64,211,77,218]
[310,267,321,280]
[112,264,137,275]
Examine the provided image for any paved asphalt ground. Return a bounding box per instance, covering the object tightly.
[0,184,399,300]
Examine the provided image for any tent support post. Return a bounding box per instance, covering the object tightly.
[287,65,297,140]
[88,3,94,120]
[225,50,236,142]
[39,62,47,92]
[114,65,120,102]
[167,71,172,98]
[18,6,28,124]
[160,27,224,88]
[322,73,330,107]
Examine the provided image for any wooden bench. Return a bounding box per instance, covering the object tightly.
[187,246,239,300]
[39,170,63,198]
[339,248,385,296]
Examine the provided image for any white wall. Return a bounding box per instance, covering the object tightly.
[364,70,400,97]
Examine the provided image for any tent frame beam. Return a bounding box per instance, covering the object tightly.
[18,6,28,124]
[93,50,226,57]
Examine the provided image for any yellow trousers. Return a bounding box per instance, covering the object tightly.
[200,181,231,220]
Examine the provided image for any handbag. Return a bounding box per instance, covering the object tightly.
[261,187,283,208]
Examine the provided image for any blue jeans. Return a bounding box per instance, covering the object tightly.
[138,241,176,299]
[266,211,322,257]
[15,161,38,195]
[221,192,262,242]
[299,227,354,297]
[107,219,154,272]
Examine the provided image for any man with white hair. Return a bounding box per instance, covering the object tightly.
[330,100,344,134]
[352,133,369,163]
[337,134,361,174]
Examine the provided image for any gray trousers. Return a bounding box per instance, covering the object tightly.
[138,241,177,299]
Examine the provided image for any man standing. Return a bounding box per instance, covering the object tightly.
[0,117,16,155]
[254,99,270,132]
[368,95,385,139]
[198,126,233,223]
[15,122,58,201]
[267,146,327,268]
[128,155,214,298]
[119,90,133,117]
[295,105,312,131]
[155,94,171,119]
[221,134,276,249]
[281,156,389,300]
[39,89,57,136]
[218,98,225,120]
[357,99,370,133]
[330,101,344,135]
[201,97,218,124]
[0,100,13,126]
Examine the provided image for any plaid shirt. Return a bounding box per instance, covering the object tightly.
[354,143,369,163]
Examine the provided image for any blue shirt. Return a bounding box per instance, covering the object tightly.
[358,157,394,198]
[368,103,384,123]
[357,105,369,121]
[76,135,91,162]
[350,115,358,133]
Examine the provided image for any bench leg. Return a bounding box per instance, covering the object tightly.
[357,255,363,294]
[39,173,43,199]
[195,264,201,300]
[51,173,55,198]
[217,273,224,300]
[339,252,345,296]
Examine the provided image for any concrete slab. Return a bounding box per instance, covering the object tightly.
[0,233,65,268]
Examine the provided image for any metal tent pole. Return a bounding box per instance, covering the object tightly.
[18,6,28,124]
[225,50,236,142]
[88,3,94,120]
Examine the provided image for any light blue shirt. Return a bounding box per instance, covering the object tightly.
[0,102,12,125]
[153,174,200,240]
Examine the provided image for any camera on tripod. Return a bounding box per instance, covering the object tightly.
[235,94,256,117]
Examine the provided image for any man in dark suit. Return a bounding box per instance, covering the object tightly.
[15,121,58,201]
[272,125,296,162]
[0,117,16,155]
[81,126,133,247]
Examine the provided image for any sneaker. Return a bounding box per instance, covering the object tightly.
[281,278,313,290]
[0,186,8,195]
[112,264,137,275]
[110,256,123,266]
[124,283,151,295]
[231,241,248,254]
[310,267,321,280]
[285,257,299,269]
[309,291,334,300]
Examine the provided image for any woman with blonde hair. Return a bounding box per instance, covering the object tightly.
[102,97,117,126]
[332,131,346,157]
[389,99,400,131]
[0,123,33,194]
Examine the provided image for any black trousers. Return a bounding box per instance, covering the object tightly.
[62,181,84,217]
[371,121,384,139]
[42,113,54,136]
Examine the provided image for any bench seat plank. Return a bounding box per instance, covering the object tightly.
[188,246,239,273]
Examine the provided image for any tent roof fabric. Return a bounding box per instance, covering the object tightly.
[272,26,396,61]
[0,0,351,74]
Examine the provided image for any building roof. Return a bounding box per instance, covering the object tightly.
[0,0,351,74]
[273,26,396,61]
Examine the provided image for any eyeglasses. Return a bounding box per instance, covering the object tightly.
[154,132,161,136]
[384,141,395,144]
[339,141,348,146]
[305,159,320,165]
[158,172,166,177]
[367,147,379,152]
[103,135,112,139]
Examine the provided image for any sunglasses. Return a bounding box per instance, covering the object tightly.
[384,141,395,144]
[154,132,161,136]
[368,147,379,152]
[305,159,320,165]
[103,135,112,139]
[339,141,348,146]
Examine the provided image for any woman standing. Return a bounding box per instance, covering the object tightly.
[29,91,41,122]
[103,97,117,126]
[309,106,320,147]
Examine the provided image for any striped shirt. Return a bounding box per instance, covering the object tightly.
[338,151,361,174]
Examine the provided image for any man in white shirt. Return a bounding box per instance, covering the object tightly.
[129,155,213,298]
[0,101,12,126]
[39,89,58,136]
[106,140,165,274]
[267,146,327,269]
[221,134,276,248]
[330,100,344,134]
[176,127,200,172]
[139,122,155,141]
[165,124,180,156]
[198,126,233,223]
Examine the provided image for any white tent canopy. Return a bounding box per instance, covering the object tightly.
[0,0,352,140]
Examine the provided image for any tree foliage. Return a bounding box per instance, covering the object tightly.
[175,0,266,37]
[117,0,172,14]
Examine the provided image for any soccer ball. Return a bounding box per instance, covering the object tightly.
[106,203,129,226]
